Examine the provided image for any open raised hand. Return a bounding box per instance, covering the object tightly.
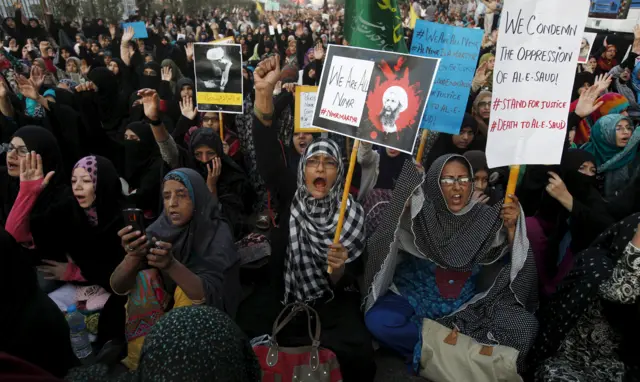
[180,95,197,120]
[19,150,54,187]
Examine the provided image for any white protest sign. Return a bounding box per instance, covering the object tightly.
[318,55,375,127]
[277,24,283,34]
[300,92,316,128]
[295,86,323,132]
[486,0,590,168]
[269,25,275,35]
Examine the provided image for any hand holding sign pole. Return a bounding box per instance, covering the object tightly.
[328,139,360,274]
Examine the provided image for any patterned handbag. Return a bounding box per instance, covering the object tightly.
[253,302,343,382]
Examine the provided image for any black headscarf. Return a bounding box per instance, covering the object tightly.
[188,128,252,238]
[123,121,162,188]
[373,146,410,190]
[148,169,240,311]
[561,149,599,201]
[174,77,195,100]
[1,126,67,224]
[139,61,161,90]
[66,155,126,290]
[88,67,125,131]
[572,71,595,101]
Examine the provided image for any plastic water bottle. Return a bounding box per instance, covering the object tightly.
[66,304,93,362]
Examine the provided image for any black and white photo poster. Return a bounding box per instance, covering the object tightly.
[194,43,243,114]
[312,45,440,153]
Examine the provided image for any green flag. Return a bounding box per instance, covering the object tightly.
[344,0,408,53]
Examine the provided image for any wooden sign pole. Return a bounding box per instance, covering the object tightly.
[415,129,429,164]
[505,165,520,203]
[218,112,224,141]
[328,139,360,274]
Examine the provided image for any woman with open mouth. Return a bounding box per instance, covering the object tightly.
[2,126,75,293]
[581,114,640,197]
[112,168,240,370]
[237,137,376,381]
[364,154,537,379]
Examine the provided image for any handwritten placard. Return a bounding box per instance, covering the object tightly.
[295,86,324,133]
[486,0,590,168]
[312,45,439,154]
[318,55,375,127]
[410,21,483,134]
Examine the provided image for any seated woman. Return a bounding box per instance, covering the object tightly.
[35,156,127,348]
[533,213,640,381]
[364,154,538,375]
[2,126,75,293]
[111,168,241,370]
[581,114,640,198]
[524,150,615,295]
[238,138,375,382]
[238,57,374,381]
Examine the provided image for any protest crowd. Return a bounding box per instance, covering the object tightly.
[2,0,640,381]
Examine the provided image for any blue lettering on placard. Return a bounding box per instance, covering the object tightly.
[410,20,483,134]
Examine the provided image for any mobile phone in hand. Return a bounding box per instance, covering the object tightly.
[122,208,145,234]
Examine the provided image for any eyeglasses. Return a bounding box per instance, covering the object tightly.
[202,117,219,123]
[306,157,338,170]
[477,101,491,109]
[1,143,29,156]
[440,176,471,186]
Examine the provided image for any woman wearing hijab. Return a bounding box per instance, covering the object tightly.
[364,155,538,374]
[524,150,615,296]
[122,121,166,220]
[571,71,595,101]
[471,52,494,92]
[159,58,184,96]
[112,168,240,370]
[581,114,640,197]
[2,126,75,291]
[532,213,640,381]
[597,44,618,73]
[472,90,492,139]
[569,92,629,145]
[610,64,640,119]
[425,113,480,170]
[0,228,78,379]
[154,122,252,240]
[61,56,85,85]
[237,138,376,382]
[357,142,410,235]
[23,156,128,351]
[138,61,162,91]
[66,306,260,382]
[464,150,505,206]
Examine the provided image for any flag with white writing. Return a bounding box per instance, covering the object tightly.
[344,0,408,53]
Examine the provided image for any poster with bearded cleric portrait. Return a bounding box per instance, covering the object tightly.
[311,45,440,154]
[193,43,243,114]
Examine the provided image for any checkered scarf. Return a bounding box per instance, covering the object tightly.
[284,138,365,303]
